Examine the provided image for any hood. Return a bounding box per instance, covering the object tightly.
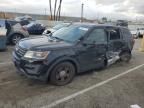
[18,36,73,51]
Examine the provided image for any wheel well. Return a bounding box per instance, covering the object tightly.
[65,60,78,73]
[11,33,24,38]
[10,33,24,44]
[47,59,78,81]
[120,50,131,56]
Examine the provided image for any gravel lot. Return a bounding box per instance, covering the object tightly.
[0,39,144,108]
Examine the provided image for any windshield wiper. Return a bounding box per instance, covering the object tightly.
[52,36,64,41]
[45,33,62,41]
[43,32,52,37]
[47,34,70,43]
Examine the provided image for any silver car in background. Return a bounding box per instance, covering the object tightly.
[131,28,144,38]
[2,19,29,45]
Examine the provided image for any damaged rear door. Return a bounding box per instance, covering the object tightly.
[106,27,125,65]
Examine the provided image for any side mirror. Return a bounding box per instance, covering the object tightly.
[47,33,53,37]
[47,30,51,34]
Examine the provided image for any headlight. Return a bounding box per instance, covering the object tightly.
[24,51,50,60]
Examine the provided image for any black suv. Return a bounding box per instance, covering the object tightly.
[12,23,134,86]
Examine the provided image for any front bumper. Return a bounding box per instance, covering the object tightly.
[12,52,48,81]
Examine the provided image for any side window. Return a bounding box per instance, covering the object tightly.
[122,28,131,39]
[109,29,120,40]
[86,28,106,44]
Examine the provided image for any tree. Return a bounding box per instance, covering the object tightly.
[57,0,62,21]
[54,0,57,20]
[49,0,53,20]
[49,0,62,21]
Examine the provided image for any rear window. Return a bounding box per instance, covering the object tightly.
[122,28,132,39]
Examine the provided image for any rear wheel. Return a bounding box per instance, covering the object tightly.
[11,34,23,45]
[120,52,132,63]
[49,62,76,86]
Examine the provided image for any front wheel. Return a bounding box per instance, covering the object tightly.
[11,34,23,45]
[49,62,76,86]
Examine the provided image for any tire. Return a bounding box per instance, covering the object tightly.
[49,62,76,86]
[11,34,23,45]
[120,52,132,63]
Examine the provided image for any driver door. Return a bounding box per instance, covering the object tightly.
[78,27,107,71]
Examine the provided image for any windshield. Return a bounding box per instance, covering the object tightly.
[52,25,89,43]
[53,23,70,30]
[26,22,35,27]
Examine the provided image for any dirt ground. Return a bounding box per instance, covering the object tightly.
[0,39,144,108]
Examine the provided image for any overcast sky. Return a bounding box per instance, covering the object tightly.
[0,0,144,20]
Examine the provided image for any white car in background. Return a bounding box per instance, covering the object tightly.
[131,30,138,38]
[131,28,144,38]
[137,28,144,38]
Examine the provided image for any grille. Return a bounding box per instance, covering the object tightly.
[15,46,27,58]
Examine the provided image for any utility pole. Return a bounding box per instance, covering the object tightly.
[14,8,17,17]
[81,3,84,22]
[44,8,47,20]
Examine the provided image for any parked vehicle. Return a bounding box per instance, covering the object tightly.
[15,15,32,21]
[15,15,33,26]
[0,20,7,50]
[23,22,46,35]
[12,23,134,86]
[116,20,128,27]
[131,28,144,38]
[0,20,7,35]
[131,29,137,38]
[136,28,144,38]
[0,19,29,45]
[43,22,72,35]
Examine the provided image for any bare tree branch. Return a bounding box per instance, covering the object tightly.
[54,0,57,20]
[49,0,53,20]
[56,0,62,21]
